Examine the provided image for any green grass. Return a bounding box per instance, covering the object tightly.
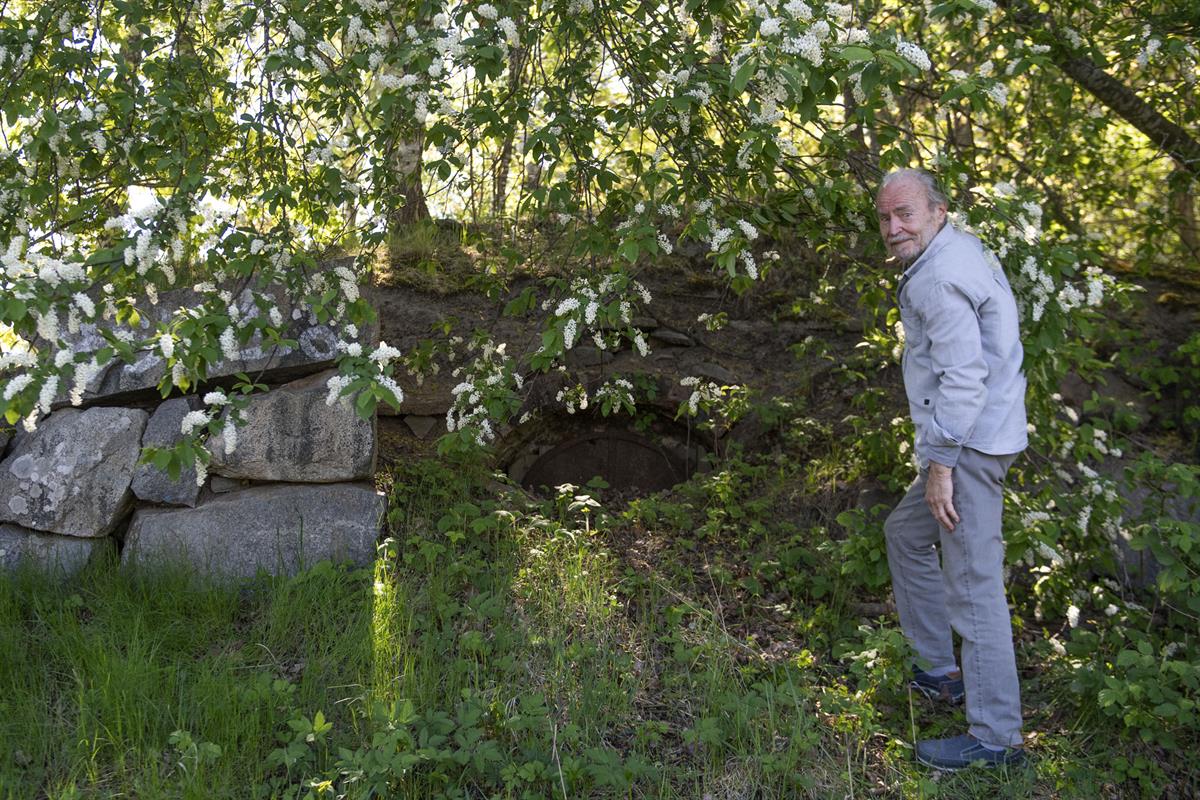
[0,454,1193,798]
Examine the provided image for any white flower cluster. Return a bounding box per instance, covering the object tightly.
[69,357,101,405]
[1017,255,1105,323]
[1035,540,1064,567]
[782,29,827,67]
[370,340,402,366]
[1,238,87,289]
[325,373,352,406]
[826,3,853,24]
[471,4,519,59]
[975,186,1109,325]
[323,336,406,412]
[680,376,725,416]
[593,378,635,414]
[446,339,518,445]
[695,202,763,281]
[839,27,869,46]
[1136,30,1161,69]
[333,264,360,303]
[219,326,240,361]
[222,418,239,455]
[894,38,931,71]
[985,82,1008,108]
[784,0,813,20]
[181,409,211,436]
[1019,255,1057,322]
[709,227,734,251]
[2,373,32,401]
[542,274,652,359]
[555,383,589,414]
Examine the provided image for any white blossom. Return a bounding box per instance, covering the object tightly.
[222,419,238,454]
[3,374,33,401]
[325,374,352,406]
[895,39,931,71]
[219,327,240,360]
[784,0,813,20]
[370,341,402,365]
[70,358,100,405]
[194,455,208,487]
[181,410,210,436]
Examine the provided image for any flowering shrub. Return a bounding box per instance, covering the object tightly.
[2,0,1192,442]
[0,0,1197,754]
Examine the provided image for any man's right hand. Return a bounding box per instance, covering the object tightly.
[925,461,959,532]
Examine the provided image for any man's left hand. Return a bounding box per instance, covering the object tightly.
[925,461,959,532]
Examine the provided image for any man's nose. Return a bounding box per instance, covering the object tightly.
[888,217,904,236]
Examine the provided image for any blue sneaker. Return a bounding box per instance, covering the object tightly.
[915,734,1026,771]
[909,668,964,704]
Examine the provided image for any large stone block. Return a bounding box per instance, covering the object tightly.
[209,370,376,483]
[0,407,148,537]
[0,523,111,578]
[52,273,373,407]
[121,483,385,580]
[131,397,202,507]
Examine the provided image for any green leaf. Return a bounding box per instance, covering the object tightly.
[840,46,874,63]
[731,58,755,96]
[618,239,641,263]
[1,298,27,322]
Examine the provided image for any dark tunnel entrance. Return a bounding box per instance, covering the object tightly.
[518,429,689,494]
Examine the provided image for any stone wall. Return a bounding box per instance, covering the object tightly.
[0,298,386,582]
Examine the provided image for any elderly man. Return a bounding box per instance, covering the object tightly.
[876,168,1028,770]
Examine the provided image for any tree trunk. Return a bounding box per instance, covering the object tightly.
[1174,166,1199,263]
[492,32,528,218]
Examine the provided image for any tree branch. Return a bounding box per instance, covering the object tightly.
[1003,0,1200,175]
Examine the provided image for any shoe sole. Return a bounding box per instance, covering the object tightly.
[916,751,1027,772]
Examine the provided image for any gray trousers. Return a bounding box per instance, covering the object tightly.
[884,448,1023,747]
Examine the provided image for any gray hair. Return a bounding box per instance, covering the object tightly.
[878,168,949,210]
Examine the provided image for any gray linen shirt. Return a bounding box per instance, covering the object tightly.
[897,222,1028,468]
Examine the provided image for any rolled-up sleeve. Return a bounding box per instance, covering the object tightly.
[917,280,988,467]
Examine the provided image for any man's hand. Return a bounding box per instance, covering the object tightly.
[925,461,959,532]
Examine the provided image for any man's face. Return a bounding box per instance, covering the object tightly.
[876,178,947,266]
